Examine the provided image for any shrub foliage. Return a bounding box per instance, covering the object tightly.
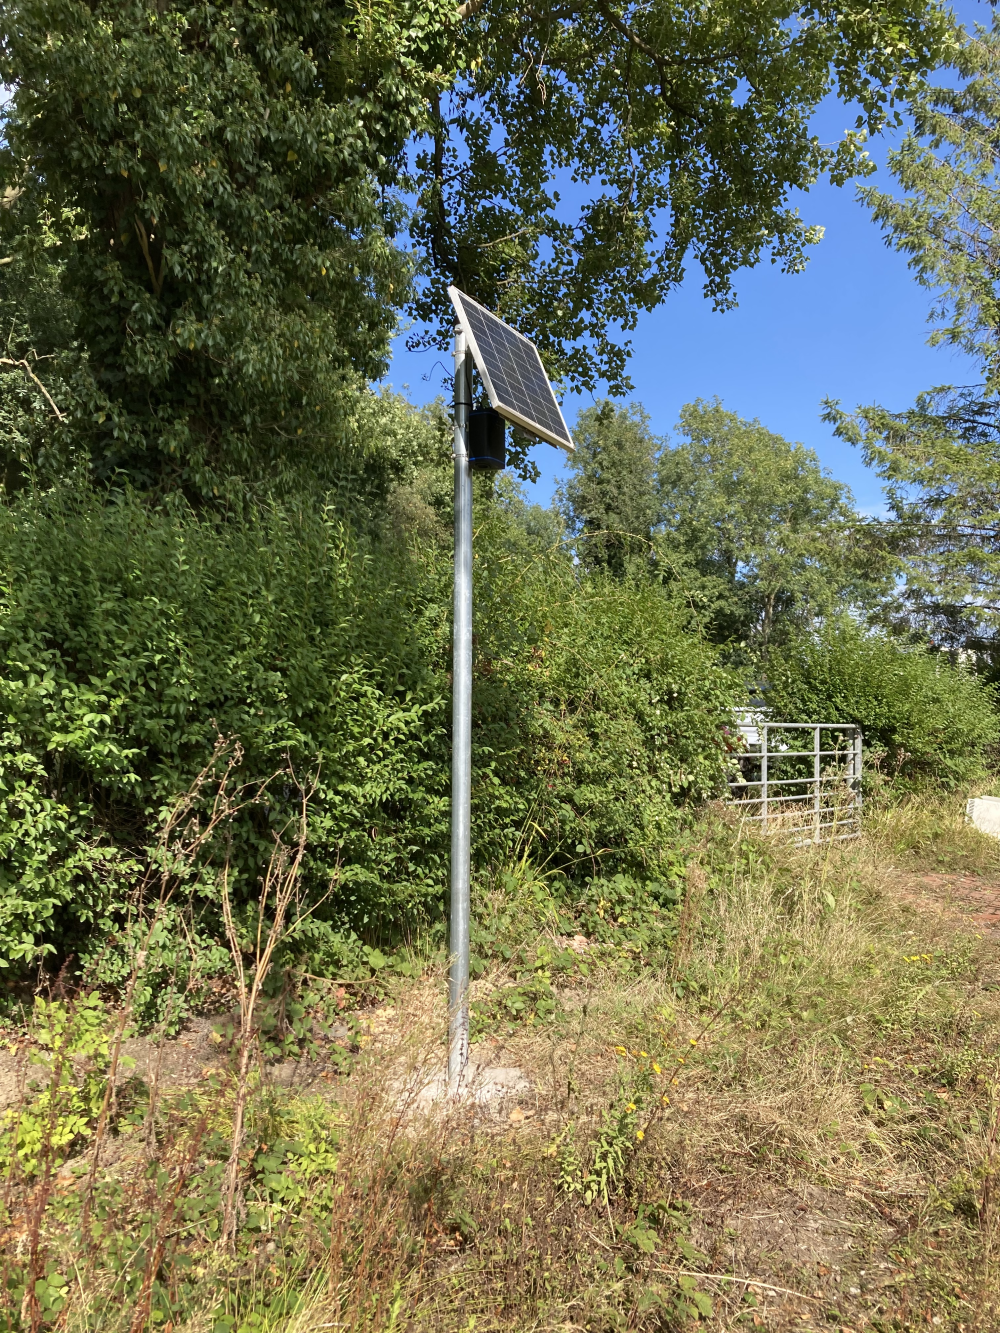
[0,476,741,976]
[763,618,1000,786]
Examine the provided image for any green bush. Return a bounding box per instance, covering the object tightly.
[0,478,741,981]
[763,618,1000,786]
[469,495,744,871]
[0,482,451,976]
[0,991,113,1175]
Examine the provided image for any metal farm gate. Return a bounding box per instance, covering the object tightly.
[727,722,863,845]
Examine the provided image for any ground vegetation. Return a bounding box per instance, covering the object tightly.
[2,797,1000,1332]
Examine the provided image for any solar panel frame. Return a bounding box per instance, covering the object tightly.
[448,286,574,453]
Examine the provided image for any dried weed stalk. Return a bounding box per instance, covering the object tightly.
[220,767,315,1244]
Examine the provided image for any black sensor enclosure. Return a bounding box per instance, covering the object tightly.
[469,408,505,471]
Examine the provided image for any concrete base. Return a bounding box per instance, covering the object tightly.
[397,1055,530,1115]
[967,796,1000,840]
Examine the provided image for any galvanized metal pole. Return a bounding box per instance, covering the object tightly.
[449,325,473,1087]
[761,726,768,834]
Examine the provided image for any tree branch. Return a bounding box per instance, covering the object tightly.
[0,357,64,420]
[134,217,165,297]
[457,0,488,17]
[593,1,718,71]
[595,0,666,65]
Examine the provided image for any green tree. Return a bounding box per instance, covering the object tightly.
[0,0,961,497]
[411,0,959,392]
[0,0,455,497]
[659,400,886,651]
[559,400,662,574]
[826,21,1000,659]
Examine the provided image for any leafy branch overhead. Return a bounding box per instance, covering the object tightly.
[0,0,961,496]
[0,0,457,496]
[412,0,959,393]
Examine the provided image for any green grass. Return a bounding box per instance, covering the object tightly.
[3,800,1000,1332]
[865,786,1000,876]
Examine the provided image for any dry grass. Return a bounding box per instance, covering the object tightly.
[866,786,1000,878]
[4,800,1000,1332]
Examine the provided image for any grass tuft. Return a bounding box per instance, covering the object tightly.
[3,798,1000,1331]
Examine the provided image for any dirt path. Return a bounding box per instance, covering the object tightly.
[889,867,1000,939]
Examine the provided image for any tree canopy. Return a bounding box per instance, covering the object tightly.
[559,400,662,574]
[560,398,889,652]
[0,0,458,497]
[826,20,1000,658]
[0,0,961,495]
[660,400,887,651]
[412,0,959,393]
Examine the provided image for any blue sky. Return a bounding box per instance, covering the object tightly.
[383,0,987,514]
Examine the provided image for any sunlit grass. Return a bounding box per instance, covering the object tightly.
[4,799,1000,1331]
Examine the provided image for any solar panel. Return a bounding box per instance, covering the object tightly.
[448,286,574,453]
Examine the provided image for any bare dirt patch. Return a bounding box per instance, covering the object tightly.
[890,867,1000,938]
[687,1181,891,1329]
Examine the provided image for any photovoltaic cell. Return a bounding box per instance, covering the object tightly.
[448,286,574,452]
